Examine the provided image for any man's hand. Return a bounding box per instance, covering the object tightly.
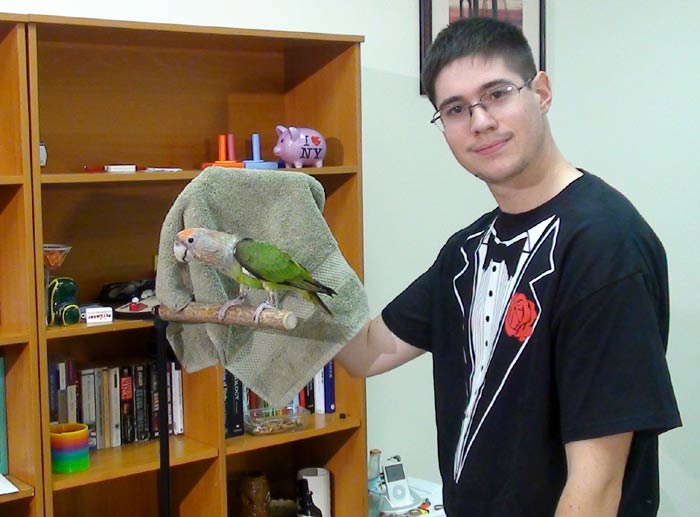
[555,432,633,516]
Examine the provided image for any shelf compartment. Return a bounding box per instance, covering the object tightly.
[45,319,152,340]
[0,475,35,503]
[227,413,361,455]
[52,434,218,491]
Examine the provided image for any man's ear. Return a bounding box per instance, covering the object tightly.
[532,71,553,114]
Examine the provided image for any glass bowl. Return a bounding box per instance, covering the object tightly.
[244,405,310,436]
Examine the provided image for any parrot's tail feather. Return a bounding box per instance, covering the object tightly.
[306,292,333,317]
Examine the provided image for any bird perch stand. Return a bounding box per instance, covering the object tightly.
[152,302,297,517]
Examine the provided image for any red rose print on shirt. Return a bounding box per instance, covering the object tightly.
[504,293,538,342]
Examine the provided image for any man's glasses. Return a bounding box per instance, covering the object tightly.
[430,76,535,133]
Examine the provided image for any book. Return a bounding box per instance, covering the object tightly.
[94,368,104,449]
[119,366,135,444]
[133,363,150,441]
[108,366,121,447]
[57,360,68,423]
[148,362,161,438]
[313,367,325,415]
[224,370,244,438]
[66,359,80,423]
[80,368,97,450]
[48,360,60,424]
[323,360,335,414]
[171,362,184,435]
[0,358,8,474]
[304,379,315,413]
[101,367,111,448]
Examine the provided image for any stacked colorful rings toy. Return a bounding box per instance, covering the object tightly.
[50,423,90,474]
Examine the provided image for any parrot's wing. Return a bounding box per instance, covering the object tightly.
[234,238,321,291]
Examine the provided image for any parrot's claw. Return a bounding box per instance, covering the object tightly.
[253,301,277,324]
[216,295,247,321]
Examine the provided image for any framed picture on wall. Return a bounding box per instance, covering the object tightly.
[419,0,546,94]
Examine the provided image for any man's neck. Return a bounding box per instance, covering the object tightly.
[489,142,581,215]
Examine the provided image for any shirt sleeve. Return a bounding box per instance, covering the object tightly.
[381,257,440,352]
[555,272,681,443]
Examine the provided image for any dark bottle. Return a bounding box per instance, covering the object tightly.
[297,478,323,517]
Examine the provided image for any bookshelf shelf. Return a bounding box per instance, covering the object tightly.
[44,320,153,340]
[0,176,23,185]
[0,476,35,503]
[0,329,29,347]
[39,165,358,184]
[52,435,218,491]
[228,413,362,455]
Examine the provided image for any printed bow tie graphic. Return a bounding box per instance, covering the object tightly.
[483,237,526,277]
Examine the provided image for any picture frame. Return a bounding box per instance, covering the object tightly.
[419,0,546,95]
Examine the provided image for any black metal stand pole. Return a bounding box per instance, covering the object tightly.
[154,311,171,517]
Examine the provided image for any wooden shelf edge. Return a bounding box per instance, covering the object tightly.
[0,176,24,185]
[45,319,153,339]
[0,475,35,504]
[227,413,361,455]
[52,435,218,491]
[0,329,29,347]
[39,166,358,184]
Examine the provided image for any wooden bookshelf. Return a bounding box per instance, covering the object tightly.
[1,13,366,516]
[0,17,45,517]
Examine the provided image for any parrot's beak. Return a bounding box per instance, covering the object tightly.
[173,239,190,263]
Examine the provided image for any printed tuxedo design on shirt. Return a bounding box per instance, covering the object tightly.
[452,214,560,482]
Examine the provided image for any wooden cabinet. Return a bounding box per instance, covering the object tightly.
[1,13,366,516]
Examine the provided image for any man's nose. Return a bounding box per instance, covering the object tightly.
[468,103,497,133]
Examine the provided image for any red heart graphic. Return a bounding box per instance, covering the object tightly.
[311,136,321,145]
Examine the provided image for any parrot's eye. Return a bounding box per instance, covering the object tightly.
[187,237,194,243]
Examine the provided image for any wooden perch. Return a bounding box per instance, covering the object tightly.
[157,302,297,331]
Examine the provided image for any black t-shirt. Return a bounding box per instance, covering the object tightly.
[382,171,681,516]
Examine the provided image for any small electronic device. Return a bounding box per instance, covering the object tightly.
[382,458,413,508]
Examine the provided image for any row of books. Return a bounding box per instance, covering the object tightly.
[224,360,336,438]
[48,358,184,450]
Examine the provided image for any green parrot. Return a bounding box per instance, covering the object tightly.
[173,227,336,321]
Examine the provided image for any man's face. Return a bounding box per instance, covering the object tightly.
[434,55,549,187]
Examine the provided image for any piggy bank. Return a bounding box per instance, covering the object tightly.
[272,125,327,168]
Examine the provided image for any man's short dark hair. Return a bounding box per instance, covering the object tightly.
[421,16,537,106]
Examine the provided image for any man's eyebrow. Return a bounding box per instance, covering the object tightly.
[436,78,514,110]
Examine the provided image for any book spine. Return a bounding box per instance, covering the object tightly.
[133,364,150,441]
[323,360,335,414]
[109,367,121,447]
[304,378,315,413]
[119,366,135,444]
[149,362,160,438]
[230,372,244,437]
[94,368,104,449]
[67,359,79,423]
[0,358,8,475]
[58,360,68,423]
[80,368,97,450]
[223,369,230,437]
[101,367,111,448]
[171,362,184,435]
[313,367,325,415]
[48,361,59,424]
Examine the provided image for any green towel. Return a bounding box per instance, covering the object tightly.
[155,167,369,407]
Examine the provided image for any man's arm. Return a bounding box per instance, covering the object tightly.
[335,315,425,378]
[555,432,633,516]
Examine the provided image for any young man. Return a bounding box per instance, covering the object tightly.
[336,17,681,516]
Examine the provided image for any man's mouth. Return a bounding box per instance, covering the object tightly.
[473,138,508,156]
